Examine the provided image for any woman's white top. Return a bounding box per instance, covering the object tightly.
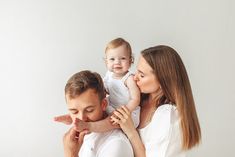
[138,104,186,157]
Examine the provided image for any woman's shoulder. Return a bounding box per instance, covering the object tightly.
[153,104,179,125]
[155,104,177,115]
[157,104,177,111]
[139,104,181,144]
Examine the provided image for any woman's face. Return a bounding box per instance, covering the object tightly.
[134,55,161,95]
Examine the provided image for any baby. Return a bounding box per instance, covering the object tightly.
[55,38,140,132]
[103,38,140,128]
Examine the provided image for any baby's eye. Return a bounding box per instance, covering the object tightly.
[121,57,126,60]
[109,58,115,61]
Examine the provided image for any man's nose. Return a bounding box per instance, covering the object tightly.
[76,113,87,121]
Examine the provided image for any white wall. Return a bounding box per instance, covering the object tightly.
[0,0,234,156]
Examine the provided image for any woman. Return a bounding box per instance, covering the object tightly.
[110,45,201,157]
[55,45,201,157]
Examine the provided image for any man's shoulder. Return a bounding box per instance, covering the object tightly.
[88,129,130,146]
[80,130,134,157]
[98,129,128,144]
[97,130,134,157]
[106,129,128,140]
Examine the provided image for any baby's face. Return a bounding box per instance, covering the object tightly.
[105,45,132,77]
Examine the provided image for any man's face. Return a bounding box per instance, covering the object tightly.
[66,89,107,122]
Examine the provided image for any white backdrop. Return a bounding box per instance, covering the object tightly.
[0,0,234,156]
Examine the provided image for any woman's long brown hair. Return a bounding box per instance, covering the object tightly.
[141,45,201,150]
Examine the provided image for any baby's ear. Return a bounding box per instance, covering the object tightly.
[103,57,107,64]
[130,56,134,64]
[101,98,108,111]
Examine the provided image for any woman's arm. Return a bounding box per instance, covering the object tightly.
[111,106,146,157]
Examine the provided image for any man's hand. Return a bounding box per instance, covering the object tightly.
[63,127,88,157]
[54,114,72,125]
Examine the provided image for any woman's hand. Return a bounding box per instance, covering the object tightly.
[54,114,72,125]
[110,106,136,138]
[111,106,146,157]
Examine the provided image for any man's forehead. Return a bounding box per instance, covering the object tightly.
[66,90,101,108]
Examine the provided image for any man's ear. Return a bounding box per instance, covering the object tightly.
[101,98,108,111]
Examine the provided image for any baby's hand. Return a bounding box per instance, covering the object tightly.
[73,118,89,132]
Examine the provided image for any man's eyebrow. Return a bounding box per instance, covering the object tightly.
[85,105,95,109]
[68,105,95,111]
[68,108,77,111]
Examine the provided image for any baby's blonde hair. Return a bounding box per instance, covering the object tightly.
[105,38,133,63]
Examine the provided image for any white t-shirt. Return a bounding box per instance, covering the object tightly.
[79,129,134,157]
[138,104,186,157]
[103,71,133,108]
[103,71,140,127]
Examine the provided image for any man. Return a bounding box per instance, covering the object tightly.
[61,70,134,157]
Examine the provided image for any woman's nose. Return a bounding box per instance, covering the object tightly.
[134,73,138,81]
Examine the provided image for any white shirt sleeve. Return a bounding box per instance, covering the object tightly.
[97,138,134,157]
[139,104,185,157]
